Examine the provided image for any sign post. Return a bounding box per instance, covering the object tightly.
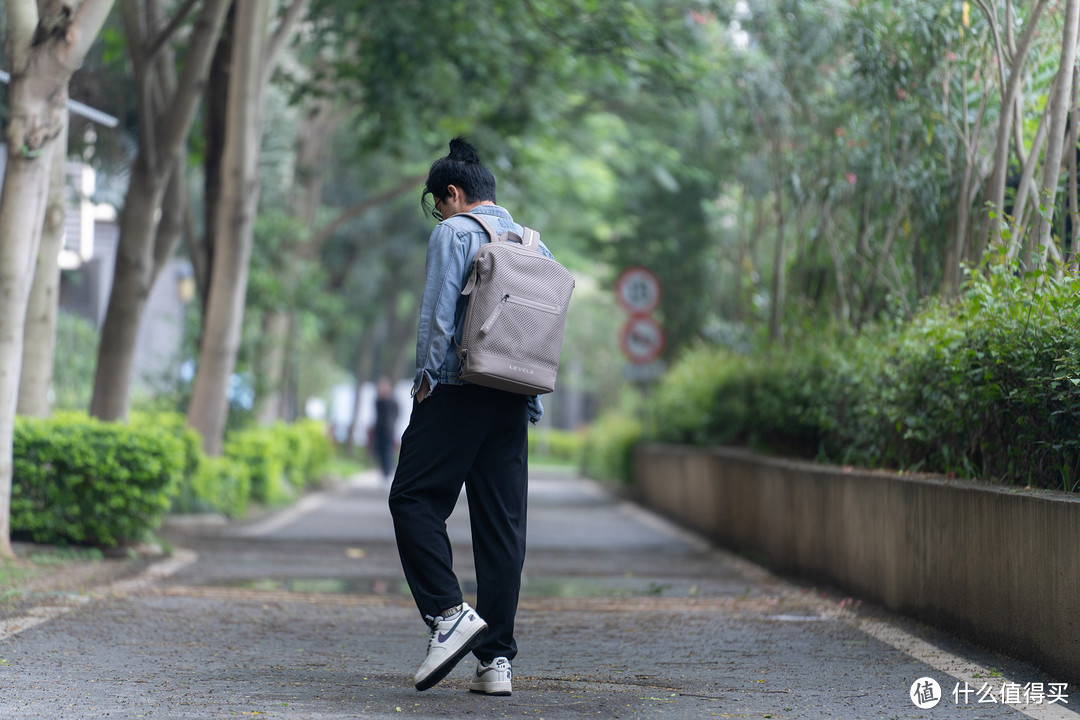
[615,266,662,316]
[615,266,665,385]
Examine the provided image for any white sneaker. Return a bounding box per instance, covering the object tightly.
[413,603,487,691]
[469,656,512,696]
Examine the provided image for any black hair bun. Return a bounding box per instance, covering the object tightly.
[448,137,481,164]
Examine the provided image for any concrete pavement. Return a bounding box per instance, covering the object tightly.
[0,468,1074,719]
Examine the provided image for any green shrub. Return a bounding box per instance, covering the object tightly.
[581,411,644,485]
[646,261,1080,491]
[276,420,333,491]
[528,428,586,466]
[221,420,332,504]
[223,427,291,505]
[11,413,183,547]
[651,344,824,457]
[651,343,749,445]
[132,412,208,515]
[51,312,97,411]
[131,412,253,518]
[190,456,252,518]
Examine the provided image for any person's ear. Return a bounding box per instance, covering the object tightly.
[445,184,461,202]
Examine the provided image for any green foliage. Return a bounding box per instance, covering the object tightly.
[581,411,644,485]
[188,456,252,519]
[222,421,333,505]
[8,409,335,544]
[275,419,334,491]
[528,428,585,467]
[652,343,822,456]
[648,263,1080,491]
[52,311,98,411]
[11,413,183,547]
[223,428,291,505]
[142,412,252,518]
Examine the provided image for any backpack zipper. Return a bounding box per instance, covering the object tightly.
[479,294,510,337]
[477,294,560,338]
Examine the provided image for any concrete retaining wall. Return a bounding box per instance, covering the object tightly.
[634,443,1080,684]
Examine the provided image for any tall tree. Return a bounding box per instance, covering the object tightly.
[17,109,68,417]
[980,0,1049,260]
[187,0,309,454]
[0,0,115,558]
[89,0,230,422]
[1034,0,1080,267]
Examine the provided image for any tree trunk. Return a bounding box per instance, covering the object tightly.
[944,63,991,295]
[187,0,271,454]
[1069,69,1080,266]
[983,0,1048,253]
[195,5,234,315]
[1036,0,1080,265]
[1007,71,1056,264]
[768,162,785,343]
[0,0,116,559]
[155,160,190,277]
[18,113,68,418]
[91,159,168,420]
[89,0,229,421]
[254,311,291,425]
[345,325,376,455]
[187,0,310,453]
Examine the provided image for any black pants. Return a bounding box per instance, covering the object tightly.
[388,383,529,662]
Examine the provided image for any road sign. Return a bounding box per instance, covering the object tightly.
[619,316,665,365]
[615,266,662,315]
[622,361,667,383]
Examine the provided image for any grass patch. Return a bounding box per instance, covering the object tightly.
[0,546,105,604]
[325,453,372,480]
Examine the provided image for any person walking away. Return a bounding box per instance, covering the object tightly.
[371,377,399,482]
[387,138,554,695]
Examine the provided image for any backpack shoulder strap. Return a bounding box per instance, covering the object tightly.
[519,227,540,249]
[449,212,499,243]
[450,212,539,249]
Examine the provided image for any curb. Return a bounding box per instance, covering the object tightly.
[0,547,198,641]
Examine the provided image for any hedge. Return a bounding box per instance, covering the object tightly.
[12,413,183,547]
[221,419,333,505]
[581,411,643,485]
[642,263,1080,491]
[12,413,334,546]
[528,428,586,466]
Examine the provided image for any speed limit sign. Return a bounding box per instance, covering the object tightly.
[620,316,665,365]
[615,266,662,316]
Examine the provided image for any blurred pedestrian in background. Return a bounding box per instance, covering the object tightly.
[371,377,399,482]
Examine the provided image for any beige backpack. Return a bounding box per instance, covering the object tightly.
[454,213,575,395]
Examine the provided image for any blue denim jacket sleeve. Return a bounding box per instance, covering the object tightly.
[413,221,468,398]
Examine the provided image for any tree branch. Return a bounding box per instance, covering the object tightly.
[59,0,117,71]
[307,172,427,254]
[6,0,39,73]
[262,0,310,88]
[157,0,230,155]
[144,0,200,61]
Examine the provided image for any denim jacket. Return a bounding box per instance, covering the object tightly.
[412,205,554,423]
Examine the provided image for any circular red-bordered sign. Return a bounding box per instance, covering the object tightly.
[620,316,665,365]
[615,266,662,315]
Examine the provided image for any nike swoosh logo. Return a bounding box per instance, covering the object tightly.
[476,666,507,678]
[437,612,470,643]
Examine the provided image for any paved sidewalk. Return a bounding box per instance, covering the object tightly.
[0,469,1073,719]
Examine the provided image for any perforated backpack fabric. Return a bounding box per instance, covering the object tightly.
[454,213,575,395]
